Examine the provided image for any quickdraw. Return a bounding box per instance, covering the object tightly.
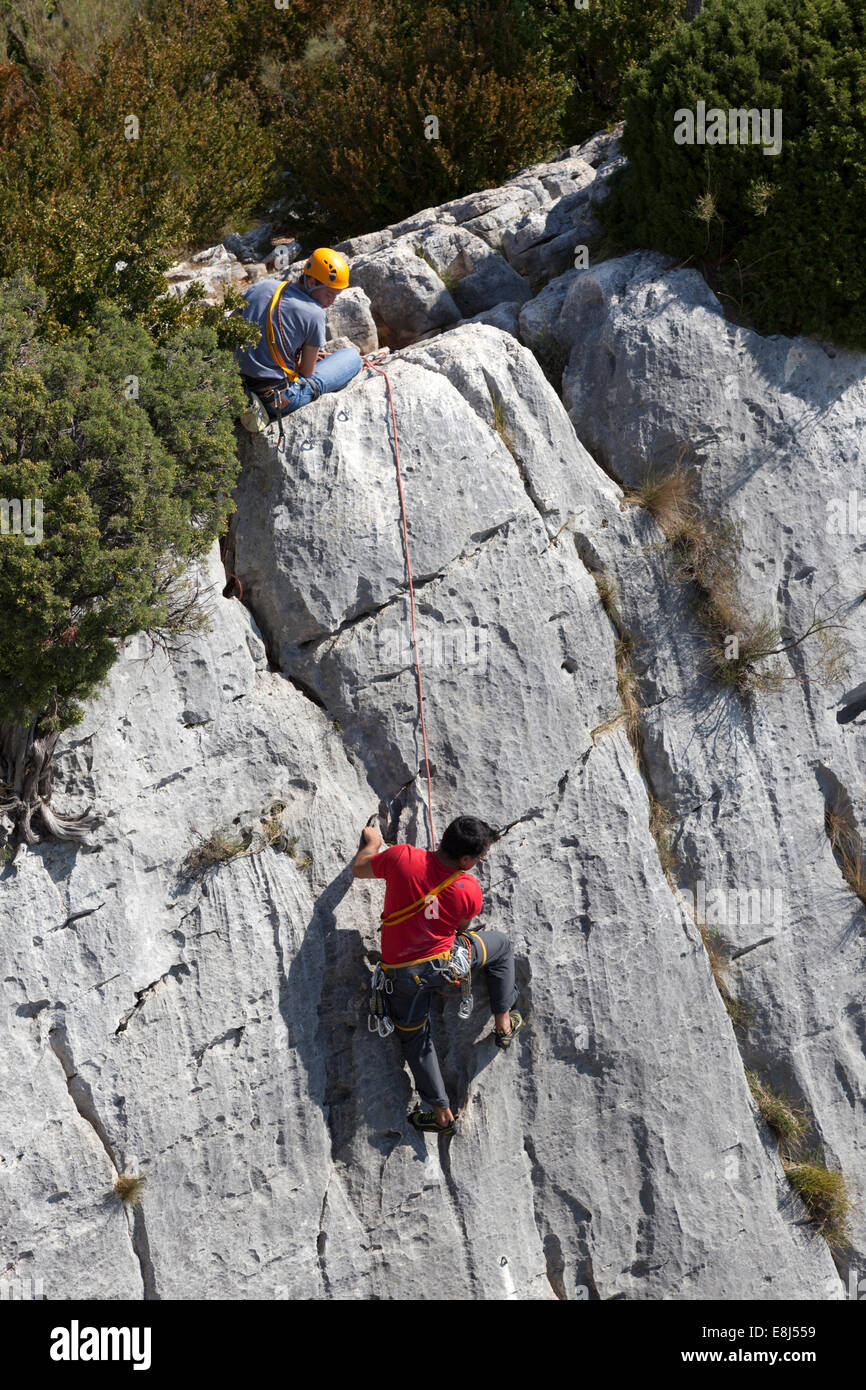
[430,934,474,1019]
[368,962,394,1037]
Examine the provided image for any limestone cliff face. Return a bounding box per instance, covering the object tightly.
[2,128,863,1301]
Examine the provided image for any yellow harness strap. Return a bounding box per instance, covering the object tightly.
[265,280,299,383]
[381,871,463,928]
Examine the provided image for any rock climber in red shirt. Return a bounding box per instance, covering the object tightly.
[353,815,522,1135]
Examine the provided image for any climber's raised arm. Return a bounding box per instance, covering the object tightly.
[352,823,383,878]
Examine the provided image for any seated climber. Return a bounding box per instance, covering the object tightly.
[352,815,523,1136]
[234,247,362,421]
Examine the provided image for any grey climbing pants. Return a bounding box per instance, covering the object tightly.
[385,929,517,1111]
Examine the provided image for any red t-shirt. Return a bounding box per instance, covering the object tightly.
[371,844,483,965]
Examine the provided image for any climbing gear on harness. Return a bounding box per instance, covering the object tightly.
[303,248,350,289]
[379,871,464,931]
[409,1107,456,1136]
[368,962,394,1037]
[429,933,473,1019]
[494,1010,524,1051]
[363,355,436,848]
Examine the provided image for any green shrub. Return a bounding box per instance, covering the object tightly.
[0,273,245,843]
[0,0,141,69]
[272,0,570,240]
[527,0,684,142]
[601,0,866,348]
[0,0,274,330]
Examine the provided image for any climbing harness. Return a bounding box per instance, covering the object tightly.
[264,280,300,387]
[362,356,436,850]
[367,871,474,1037]
[368,963,394,1037]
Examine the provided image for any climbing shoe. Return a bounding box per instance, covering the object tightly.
[494,1010,524,1051]
[409,1108,457,1136]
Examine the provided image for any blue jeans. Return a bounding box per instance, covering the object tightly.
[244,347,362,418]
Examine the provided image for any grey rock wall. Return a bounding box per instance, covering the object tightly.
[4,124,861,1302]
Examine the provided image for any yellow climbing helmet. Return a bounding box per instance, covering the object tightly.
[303,247,350,290]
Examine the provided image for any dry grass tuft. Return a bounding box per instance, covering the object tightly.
[746,1072,809,1154]
[182,828,249,879]
[628,460,697,534]
[113,1173,147,1207]
[699,925,732,998]
[825,802,866,906]
[627,455,848,697]
[782,1160,853,1250]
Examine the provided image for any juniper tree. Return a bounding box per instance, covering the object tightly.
[0,272,247,848]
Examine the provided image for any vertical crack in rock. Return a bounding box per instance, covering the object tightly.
[523,1135,595,1301]
[482,397,552,533]
[48,1022,159,1300]
[316,1180,332,1297]
[437,1139,481,1297]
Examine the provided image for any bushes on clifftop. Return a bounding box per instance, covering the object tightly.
[0,0,275,330]
[600,0,866,348]
[0,273,244,740]
[274,0,571,240]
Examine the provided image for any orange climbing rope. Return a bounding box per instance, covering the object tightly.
[363,357,436,849]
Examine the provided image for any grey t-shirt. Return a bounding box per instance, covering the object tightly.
[234,278,327,383]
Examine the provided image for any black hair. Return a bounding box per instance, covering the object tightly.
[439,816,499,861]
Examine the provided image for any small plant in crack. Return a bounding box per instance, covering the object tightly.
[649,797,677,878]
[745,1072,852,1249]
[722,994,754,1031]
[112,1172,147,1207]
[782,1158,852,1251]
[588,570,645,758]
[746,1071,809,1156]
[824,800,866,907]
[488,388,516,457]
[260,800,289,851]
[281,832,312,869]
[698,924,732,997]
[181,827,251,879]
[593,570,617,620]
[692,921,751,1028]
[414,245,460,292]
[626,454,850,698]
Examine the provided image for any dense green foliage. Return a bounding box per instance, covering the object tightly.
[0,1,283,330]
[1,0,690,278]
[0,273,246,732]
[275,1,570,239]
[600,0,866,347]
